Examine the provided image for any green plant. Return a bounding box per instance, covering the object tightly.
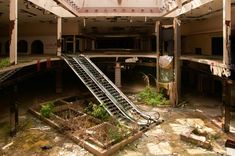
[138,87,169,106]
[40,102,54,118]
[0,58,11,69]
[207,133,220,141]
[85,102,109,120]
[108,128,123,143]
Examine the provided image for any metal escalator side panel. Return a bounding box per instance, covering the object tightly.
[73,56,136,123]
[81,55,158,123]
[61,55,114,117]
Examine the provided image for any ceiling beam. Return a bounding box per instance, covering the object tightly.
[164,0,213,17]
[55,0,164,17]
[54,0,80,16]
[166,0,188,11]
[73,7,162,17]
[28,0,75,17]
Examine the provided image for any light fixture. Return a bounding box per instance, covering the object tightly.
[144,16,147,22]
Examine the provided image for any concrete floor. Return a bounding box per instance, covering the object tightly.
[0,57,234,155]
[0,87,234,155]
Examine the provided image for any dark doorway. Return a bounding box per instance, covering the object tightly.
[212,37,223,55]
[18,40,28,53]
[62,35,74,53]
[96,37,135,49]
[31,40,44,54]
[5,40,9,55]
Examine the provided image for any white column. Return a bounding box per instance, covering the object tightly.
[57,17,62,56]
[173,18,181,105]
[9,0,18,64]
[223,0,231,65]
[115,62,121,88]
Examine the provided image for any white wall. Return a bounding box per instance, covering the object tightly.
[181,7,235,55]
[0,20,81,55]
[0,36,57,55]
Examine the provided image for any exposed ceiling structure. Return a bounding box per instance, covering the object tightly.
[28,0,75,17]
[0,0,234,34]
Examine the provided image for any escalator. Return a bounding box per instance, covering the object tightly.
[62,54,162,129]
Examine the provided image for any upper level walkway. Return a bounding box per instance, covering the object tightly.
[0,51,158,72]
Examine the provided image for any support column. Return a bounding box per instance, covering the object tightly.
[10,85,18,136]
[57,17,62,56]
[173,18,181,106]
[222,80,231,132]
[223,0,231,65]
[222,0,231,133]
[115,62,121,88]
[155,21,160,90]
[9,0,18,64]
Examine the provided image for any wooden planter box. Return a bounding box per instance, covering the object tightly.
[29,105,143,156]
[53,107,83,121]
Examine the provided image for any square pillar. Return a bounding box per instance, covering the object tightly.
[155,21,160,90]
[223,0,231,65]
[222,80,231,132]
[10,85,19,136]
[222,0,231,133]
[173,18,181,105]
[57,17,62,56]
[9,0,18,64]
[115,62,121,88]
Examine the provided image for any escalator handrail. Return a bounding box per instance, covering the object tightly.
[73,56,137,124]
[82,54,160,123]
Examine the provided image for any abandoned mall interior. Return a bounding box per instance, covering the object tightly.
[0,0,235,155]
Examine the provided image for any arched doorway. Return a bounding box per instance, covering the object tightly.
[31,40,44,54]
[18,40,28,53]
[5,41,9,56]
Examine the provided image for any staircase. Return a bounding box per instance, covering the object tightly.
[62,54,161,128]
[0,68,20,84]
